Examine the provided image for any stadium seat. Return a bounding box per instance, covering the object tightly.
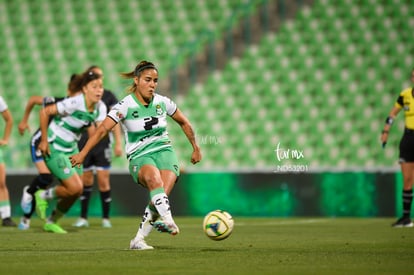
[1,0,413,170]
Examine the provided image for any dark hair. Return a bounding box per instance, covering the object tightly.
[67,74,82,95]
[67,70,102,95]
[86,65,100,71]
[120,61,158,93]
[80,70,102,87]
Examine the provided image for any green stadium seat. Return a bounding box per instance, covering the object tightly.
[1,0,412,169]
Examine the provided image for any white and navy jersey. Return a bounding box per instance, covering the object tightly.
[48,93,107,153]
[43,96,65,124]
[108,93,177,160]
[42,96,64,107]
[0,96,8,112]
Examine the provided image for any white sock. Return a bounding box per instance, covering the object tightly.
[150,188,173,223]
[0,203,11,219]
[40,187,56,200]
[135,205,159,239]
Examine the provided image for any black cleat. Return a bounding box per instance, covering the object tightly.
[391,217,413,228]
[2,217,17,227]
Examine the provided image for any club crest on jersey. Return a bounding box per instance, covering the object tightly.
[116,111,124,119]
[156,104,163,115]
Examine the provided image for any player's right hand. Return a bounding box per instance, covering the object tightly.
[69,153,85,168]
[18,121,30,135]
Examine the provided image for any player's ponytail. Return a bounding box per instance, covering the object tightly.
[67,73,83,95]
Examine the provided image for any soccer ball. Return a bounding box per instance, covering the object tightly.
[203,210,234,241]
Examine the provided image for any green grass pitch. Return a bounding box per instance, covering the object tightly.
[0,217,413,274]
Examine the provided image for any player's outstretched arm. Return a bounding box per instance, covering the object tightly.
[38,104,58,156]
[381,106,401,148]
[70,117,116,167]
[171,108,201,164]
[18,95,44,135]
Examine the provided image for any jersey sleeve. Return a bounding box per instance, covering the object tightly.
[107,99,127,123]
[164,96,177,116]
[42,96,60,107]
[0,96,8,112]
[395,94,404,108]
[56,95,82,116]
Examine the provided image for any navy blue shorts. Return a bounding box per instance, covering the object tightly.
[30,129,43,163]
[78,133,112,171]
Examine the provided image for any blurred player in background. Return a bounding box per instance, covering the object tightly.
[34,70,106,233]
[381,68,414,227]
[17,74,82,230]
[72,65,123,229]
[0,96,16,226]
[70,61,202,249]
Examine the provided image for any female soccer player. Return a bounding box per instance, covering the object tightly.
[73,65,123,229]
[0,95,16,226]
[34,70,107,233]
[381,68,414,227]
[70,61,202,249]
[17,74,82,230]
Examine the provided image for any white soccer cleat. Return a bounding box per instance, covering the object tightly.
[153,219,180,235]
[102,219,112,228]
[72,218,89,228]
[129,238,154,250]
[20,186,33,215]
[18,218,30,230]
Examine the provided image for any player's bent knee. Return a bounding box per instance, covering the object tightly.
[69,186,83,197]
[62,178,84,197]
[140,174,162,189]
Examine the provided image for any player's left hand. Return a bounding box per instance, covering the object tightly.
[191,148,202,164]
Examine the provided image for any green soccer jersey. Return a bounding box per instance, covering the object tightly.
[48,93,107,153]
[108,93,177,160]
